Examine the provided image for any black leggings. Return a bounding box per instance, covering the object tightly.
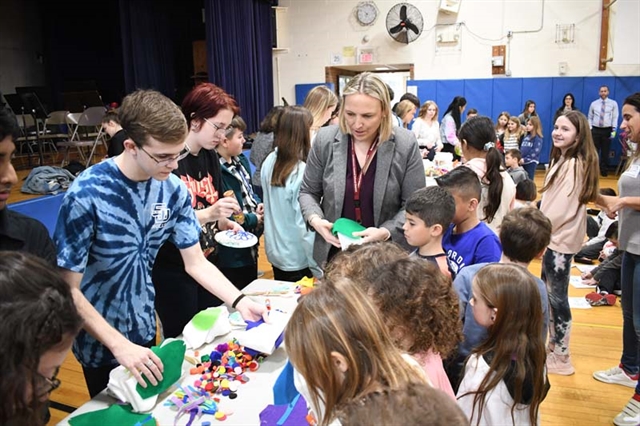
[153,265,223,339]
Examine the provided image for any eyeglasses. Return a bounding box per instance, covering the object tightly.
[37,367,61,397]
[138,143,190,166]
[203,117,233,135]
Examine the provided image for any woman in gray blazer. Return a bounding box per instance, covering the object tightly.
[299,72,425,268]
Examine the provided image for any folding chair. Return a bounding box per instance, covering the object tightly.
[58,106,106,168]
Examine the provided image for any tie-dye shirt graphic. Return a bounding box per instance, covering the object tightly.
[55,159,200,367]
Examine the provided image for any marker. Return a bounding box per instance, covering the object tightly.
[265,298,271,315]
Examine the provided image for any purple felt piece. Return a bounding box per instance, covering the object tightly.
[259,394,309,426]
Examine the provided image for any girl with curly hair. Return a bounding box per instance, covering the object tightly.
[368,258,462,399]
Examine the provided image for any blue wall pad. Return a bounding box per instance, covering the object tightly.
[407,75,640,165]
[8,193,65,237]
[295,83,336,105]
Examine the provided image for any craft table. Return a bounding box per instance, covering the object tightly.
[59,279,299,426]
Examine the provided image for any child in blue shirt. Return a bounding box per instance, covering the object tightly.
[436,166,502,276]
[446,207,552,391]
[403,186,457,278]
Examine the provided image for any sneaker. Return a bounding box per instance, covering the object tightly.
[614,398,640,426]
[593,366,638,388]
[546,352,575,375]
[614,289,623,296]
[586,292,617,306]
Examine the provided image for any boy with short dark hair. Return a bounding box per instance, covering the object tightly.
[436,167,502,276]
[583,222,622,306]
[403,186,457,277]
[101,109,126,158]
[505,148,528,185]
[336,381,468,426]
[446,207,552,390]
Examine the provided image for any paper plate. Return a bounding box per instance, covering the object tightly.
[215,230,258,248]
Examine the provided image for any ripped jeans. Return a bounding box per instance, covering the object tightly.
[542,248,574,356]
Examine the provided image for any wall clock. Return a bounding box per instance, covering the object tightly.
[386,3,424,44]
[355,1,379,26]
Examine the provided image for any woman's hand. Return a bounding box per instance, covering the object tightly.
[310,217,341,248]
[352,227,391,244]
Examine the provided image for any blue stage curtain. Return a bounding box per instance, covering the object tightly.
[119,0,176,98]
[205,0,274,133]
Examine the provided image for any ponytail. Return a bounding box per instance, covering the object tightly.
[483,146,505,223]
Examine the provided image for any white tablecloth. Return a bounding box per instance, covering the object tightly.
[59,279,299,425]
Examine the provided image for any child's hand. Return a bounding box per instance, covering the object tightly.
[256,203,264,215]
[220,218,244,232]
[581,271,593,280]
[208,198,240,221]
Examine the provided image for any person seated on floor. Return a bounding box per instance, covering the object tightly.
[0,252,83,426]
[575,187,617,264]
[583,222,622,306]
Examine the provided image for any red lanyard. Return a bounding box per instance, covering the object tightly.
[350,137,379,223]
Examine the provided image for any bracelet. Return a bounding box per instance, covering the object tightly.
[231,293,246,309]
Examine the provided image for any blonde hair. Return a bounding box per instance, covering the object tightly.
[418,100,438,122]
[395,100,416,128]
[304,85,338,130]
[504,116,523,140]
[118,89,187,146]
[286,278,425,426]
[527,116,543,138]
[339,72,393,142]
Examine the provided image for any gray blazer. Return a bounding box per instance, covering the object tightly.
[299,125,425,266]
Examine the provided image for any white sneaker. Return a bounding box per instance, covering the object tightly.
[593,366,638,388]
[614,398,640,426]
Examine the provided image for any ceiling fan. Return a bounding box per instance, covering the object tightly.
[386,3,424,44]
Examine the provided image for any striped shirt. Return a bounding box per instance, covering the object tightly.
[55,159,200,367]
[588,97,619,129]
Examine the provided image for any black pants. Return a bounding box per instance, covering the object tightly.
[272,266,313,282]
[219,263,258,292]
[576,240,606,260]
[598,268,621,294]
[81,336,156,398]
[591,126,612,172]
[153,265,223,339]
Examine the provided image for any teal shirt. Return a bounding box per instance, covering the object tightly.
[260,150,319,275]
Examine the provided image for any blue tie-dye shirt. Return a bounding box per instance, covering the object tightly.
[55,159,200,367]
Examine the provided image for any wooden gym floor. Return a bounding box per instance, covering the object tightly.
[8,161,629,425]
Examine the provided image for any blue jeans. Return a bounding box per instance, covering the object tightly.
[523,162,537,180]
[542,248,574,355]
[620,252,640,391]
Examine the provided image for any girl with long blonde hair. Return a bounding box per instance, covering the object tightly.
[303,85,338,142]
[286,277,428,426]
